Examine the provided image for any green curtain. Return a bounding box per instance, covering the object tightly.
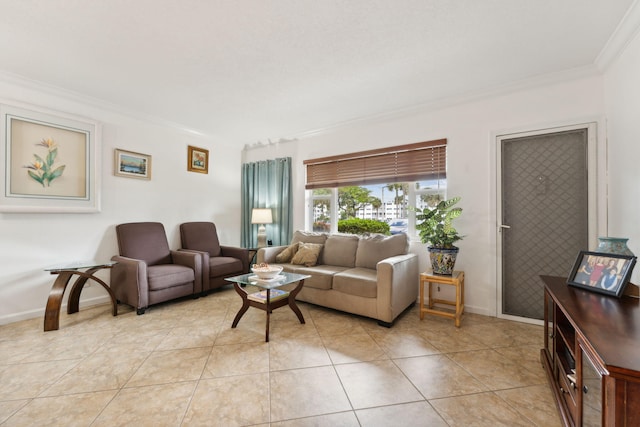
[241,157,293,248]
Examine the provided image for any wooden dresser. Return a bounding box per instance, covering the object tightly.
[540,275,640,426]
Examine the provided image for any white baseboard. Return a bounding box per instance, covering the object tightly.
[0,295,112,326]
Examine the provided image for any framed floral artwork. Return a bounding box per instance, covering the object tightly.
[187,145,208,174]
[0,102,100,212]
[114,149,151,180]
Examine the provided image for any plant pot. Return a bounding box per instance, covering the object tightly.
[428,246,459,275]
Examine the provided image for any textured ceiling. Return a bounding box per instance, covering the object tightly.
[0,0,635,145]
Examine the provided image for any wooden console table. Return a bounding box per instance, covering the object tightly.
[43,261,118,331]
[541,275,640,426]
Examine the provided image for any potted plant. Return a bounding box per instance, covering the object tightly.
[415,196,463,275]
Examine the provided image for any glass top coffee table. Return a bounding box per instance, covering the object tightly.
[225,271,310,342]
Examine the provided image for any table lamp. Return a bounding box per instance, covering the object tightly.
[251,208,273,248]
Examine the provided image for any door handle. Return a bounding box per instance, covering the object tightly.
[499,224,511,230]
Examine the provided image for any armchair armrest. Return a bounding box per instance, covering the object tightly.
[177,249,209,292]
[171,250,203,294]
[220,245,250,273]
[110,255,149,310]
[375,253,419,324]
[257,245,288,264]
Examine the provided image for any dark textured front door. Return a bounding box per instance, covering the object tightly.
[499,127,590,320]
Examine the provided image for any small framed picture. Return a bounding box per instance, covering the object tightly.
[114,149,151,180]
[187,145,208,174]
[567,251,637,297]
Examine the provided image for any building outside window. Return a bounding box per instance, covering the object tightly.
[309,178,446,238]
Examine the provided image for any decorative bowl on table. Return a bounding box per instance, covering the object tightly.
[251,264,283,280]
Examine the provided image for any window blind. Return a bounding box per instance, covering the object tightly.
[304,139,447,189]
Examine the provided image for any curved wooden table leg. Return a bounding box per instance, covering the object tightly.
[231,282,250,328]
[287,279,306,324]
[44,264,117,331]
[44,272,74,331]
[67,267,118,316]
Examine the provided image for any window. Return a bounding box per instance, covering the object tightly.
[311,188,332,232]
[308,179,446,238]
[305,139,447,237]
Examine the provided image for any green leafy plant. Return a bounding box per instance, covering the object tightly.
[338,218,390,235]
[24,138,65,187]
[415,196,463,248]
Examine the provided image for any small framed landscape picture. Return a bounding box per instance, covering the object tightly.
[187,145,208,174]
[567,251,637,298]
[114,149,151,180]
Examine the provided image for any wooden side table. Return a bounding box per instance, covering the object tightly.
[43,261,118,331]
[419,270,464,327]
[245,247,259,266]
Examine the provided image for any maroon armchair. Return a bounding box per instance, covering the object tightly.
[179,222,249,294]
[111,222,202,314]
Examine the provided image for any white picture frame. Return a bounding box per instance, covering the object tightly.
[0,102,101,213]
[114,148,152,180]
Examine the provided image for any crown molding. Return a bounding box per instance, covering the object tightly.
[286,64,602,141]
[595,0,640,71]
[0,58,608,151]
[0,70,216,140]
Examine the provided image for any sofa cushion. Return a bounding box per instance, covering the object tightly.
[333,268,377,298]
[275,242,299,263]
[291,230,328,245]
[322,234,359,268]
[291,242,323,267]
[291,231,328,264]
[355,233,409,269]
[286,265,349,290]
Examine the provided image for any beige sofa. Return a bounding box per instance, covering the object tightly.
[256,231,419,326]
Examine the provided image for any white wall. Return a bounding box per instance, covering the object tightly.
[244,75,606,317]
[603,27,640,280]
[8,41,639,324]
[0,77,242,324]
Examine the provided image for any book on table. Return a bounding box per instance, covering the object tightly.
[247,289,289,304]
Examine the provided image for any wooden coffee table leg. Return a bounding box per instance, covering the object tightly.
[231,282,250,328]
[288,280,306,324]
[265,298,271,342]
[44,271,74,331]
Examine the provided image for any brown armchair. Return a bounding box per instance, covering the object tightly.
[179,222,249,294]
[110,222,202,314]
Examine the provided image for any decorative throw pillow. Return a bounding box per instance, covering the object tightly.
[323,234,359,268]
[291,230,328,264]
[275,242,299,263]
[290,243,323,267]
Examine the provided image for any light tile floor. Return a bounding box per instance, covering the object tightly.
[0,286,562,426]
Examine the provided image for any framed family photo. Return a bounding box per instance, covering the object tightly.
[567,251,637,297]
[114,149,151,180]
[0,102,100,213]
[187,145,208,174]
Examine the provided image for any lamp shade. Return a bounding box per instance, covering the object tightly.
[251,208,273,224]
